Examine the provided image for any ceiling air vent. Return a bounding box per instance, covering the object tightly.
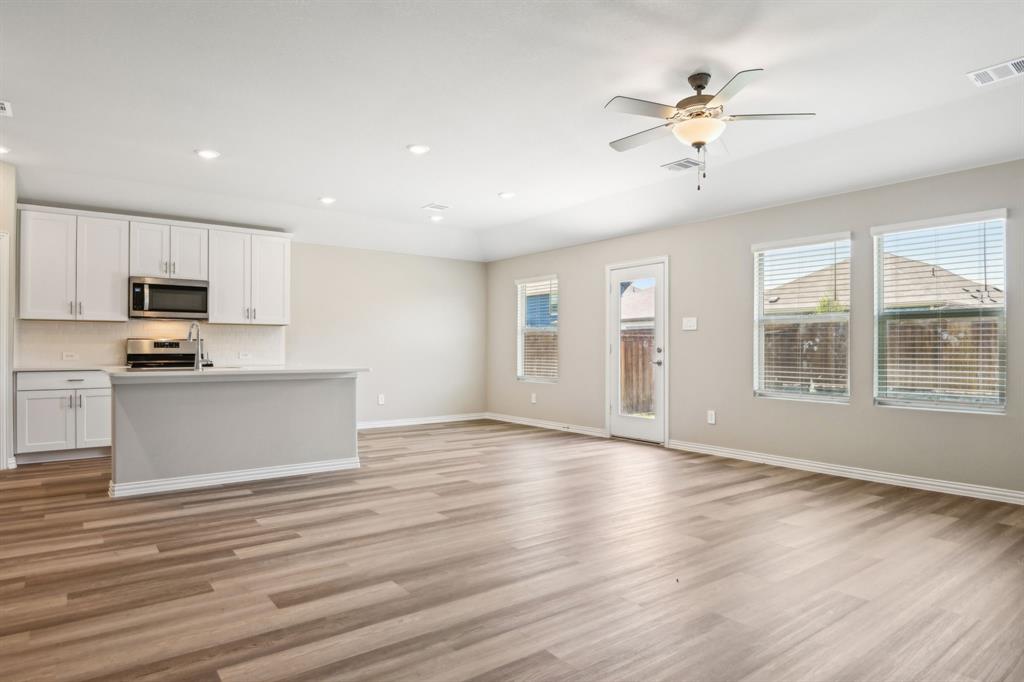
[0,101,12,117]
[967,57,1024,87]
[662,157,701,171]
[421,203,449,212]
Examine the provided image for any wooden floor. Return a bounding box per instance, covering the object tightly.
[1,420,1022,682]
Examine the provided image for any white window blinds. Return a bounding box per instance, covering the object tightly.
[754,235,851,401]
[516,277,559,381]
[874,214,1006,412]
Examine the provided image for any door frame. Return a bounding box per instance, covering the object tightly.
[604,256,670,446]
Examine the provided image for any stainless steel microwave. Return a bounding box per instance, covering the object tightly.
[129,277,209,319]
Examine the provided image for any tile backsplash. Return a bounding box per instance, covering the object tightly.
[16,320,285,367]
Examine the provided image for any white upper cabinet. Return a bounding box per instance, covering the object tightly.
[251,235,290,325]
[76,216,129,321]
[20,211,77,320]
[170,226,208,280]
[129,221,169,277]
[21,206,288,326]
[131,222,207,280]
[208,230,251,324]
[20,210,128,321]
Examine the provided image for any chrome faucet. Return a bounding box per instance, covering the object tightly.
[186,321,203,371]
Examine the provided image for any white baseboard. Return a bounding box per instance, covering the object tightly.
[357,413,487,430]
[16,448,110,464]
[484,412,610,439]
[667,440,1023,505]
[109,457,360,498]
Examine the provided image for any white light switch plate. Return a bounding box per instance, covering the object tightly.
[62,351,79,361]
[238,352,252,361]
[706,410,716,425]
[682,317,698,331]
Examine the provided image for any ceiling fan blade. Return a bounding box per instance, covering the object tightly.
[724,113,816,121]
[605,96,678,119]
[609,123,674,152]
[707,69,764,108]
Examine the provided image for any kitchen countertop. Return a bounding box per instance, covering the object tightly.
[106,365,370,384]
[16,365,369,384]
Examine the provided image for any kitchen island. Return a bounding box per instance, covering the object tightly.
[107,366,368,497]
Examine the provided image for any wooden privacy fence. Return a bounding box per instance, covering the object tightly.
[620,329,655,415]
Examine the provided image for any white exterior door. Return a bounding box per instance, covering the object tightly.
[76,216,129,321]
[16,390,75,454]
[169,226,208,280]
[19,211,77,320]
[251,235,290,325]
[129,221,170,277]
[75,389,112,448]
[208,230,251,324]
[608,260,667,443]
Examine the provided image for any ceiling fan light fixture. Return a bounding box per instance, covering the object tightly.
[672,117,726,147]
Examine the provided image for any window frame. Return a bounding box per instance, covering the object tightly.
[871,209,1008,415]
[752,232,852,404]
[515,274,559,383]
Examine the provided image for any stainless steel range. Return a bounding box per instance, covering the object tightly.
[125,338,212,371]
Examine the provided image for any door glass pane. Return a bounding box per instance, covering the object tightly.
[619,278,656,418]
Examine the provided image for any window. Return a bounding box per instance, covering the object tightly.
[516,276,558,381]
[754,234,851,401]
[873,211,1006,413]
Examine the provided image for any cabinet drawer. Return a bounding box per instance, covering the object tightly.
[16,371,111,391]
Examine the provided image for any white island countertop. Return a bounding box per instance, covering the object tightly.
[106,365,369,384]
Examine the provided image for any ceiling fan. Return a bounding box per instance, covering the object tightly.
[605,69,815,189]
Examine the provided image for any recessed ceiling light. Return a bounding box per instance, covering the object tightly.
[498,191,516,199]
[195,149,221,160]
[318,197,336,205]
[430,215,444,223]
[0,146,9,155]
[406,144,431,155]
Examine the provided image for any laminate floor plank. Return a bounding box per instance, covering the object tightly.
[0,420,1019,681]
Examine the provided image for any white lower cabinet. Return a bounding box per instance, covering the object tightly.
[16,390,76,453]
[76,389,112,449]
[15,372,112,455]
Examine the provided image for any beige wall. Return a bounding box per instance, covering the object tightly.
[1,163,15,466]
[287,242,487,422]
[485,160,1024,492]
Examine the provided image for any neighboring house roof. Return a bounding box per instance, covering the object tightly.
[764,254,1003,314]
[620,284,655,321]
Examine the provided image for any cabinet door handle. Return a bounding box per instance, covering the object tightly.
[252,308,256,321]
[69,301,74,315]
[68,395,73,408]
[78,394,83,408]
[171,261,176,275]
[244,307,249,320]
[78,301,83,315]
[66,378,84,382]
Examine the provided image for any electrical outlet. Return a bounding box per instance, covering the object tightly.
[706,410,716,425]
[378,393,386,406]
[62,351,79,361]
[238,352,252,361]
[682,317,698,331]
[530,392,537,404]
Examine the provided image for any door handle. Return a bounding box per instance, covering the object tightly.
[650,359,663,366]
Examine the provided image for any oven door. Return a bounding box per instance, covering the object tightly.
[130,277,208,319]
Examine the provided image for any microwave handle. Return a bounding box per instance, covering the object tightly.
[143,283,150,311]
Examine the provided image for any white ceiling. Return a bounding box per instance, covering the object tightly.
[1,1,1022,261]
